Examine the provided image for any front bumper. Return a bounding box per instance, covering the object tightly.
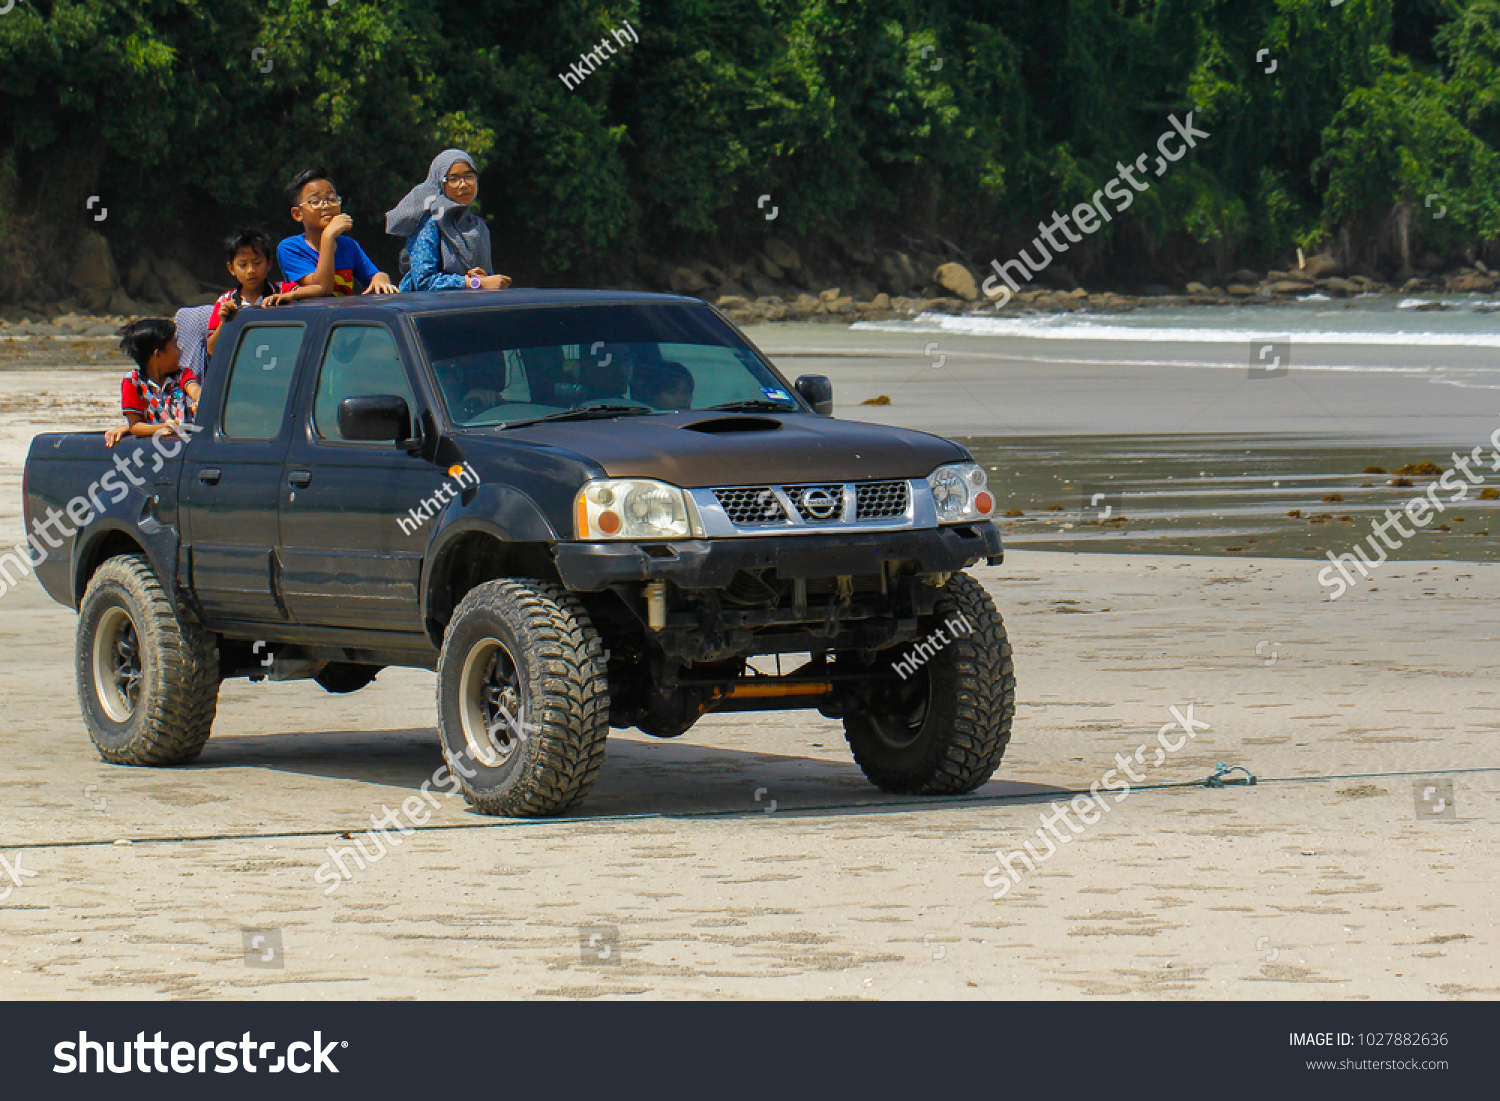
[552,523,1002,592]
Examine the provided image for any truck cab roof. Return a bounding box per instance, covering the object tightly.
[262,288,705,316]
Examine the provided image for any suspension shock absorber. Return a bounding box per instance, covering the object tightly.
[645,580,667,631]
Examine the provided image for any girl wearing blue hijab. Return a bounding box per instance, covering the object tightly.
[386,149,513,292]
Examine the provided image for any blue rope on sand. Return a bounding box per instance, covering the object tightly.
[1202,761,1257,787]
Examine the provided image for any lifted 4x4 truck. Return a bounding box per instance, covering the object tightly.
[24,290,1014,816]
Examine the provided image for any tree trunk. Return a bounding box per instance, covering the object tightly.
[1394,202,1414,280]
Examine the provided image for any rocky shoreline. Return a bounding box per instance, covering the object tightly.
[700,250,1500,326]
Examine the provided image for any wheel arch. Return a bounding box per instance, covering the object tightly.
[73,523,174,609]
[421,523,561,647]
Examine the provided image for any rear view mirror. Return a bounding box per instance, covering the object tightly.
[339,395,412,442]
[794,374,834,416]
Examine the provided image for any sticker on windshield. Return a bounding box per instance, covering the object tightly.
[763,387,792,403]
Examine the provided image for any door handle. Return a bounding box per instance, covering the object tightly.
[287,471,312,488]
[198,468,221,485]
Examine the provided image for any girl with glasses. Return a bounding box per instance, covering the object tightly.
[386,150,513,293]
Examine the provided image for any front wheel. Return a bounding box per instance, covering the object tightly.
[842,572,1014,794]
[76,553,220,765]
[436,580,609,817]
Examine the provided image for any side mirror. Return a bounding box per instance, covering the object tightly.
[339,395,412,443]
[794,374,834,416]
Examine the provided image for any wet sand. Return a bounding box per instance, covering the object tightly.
[748,326,1500,561]
[971,434,1500,561]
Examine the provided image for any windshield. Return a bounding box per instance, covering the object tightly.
[413,302,802,427]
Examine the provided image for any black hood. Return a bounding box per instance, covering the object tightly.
[496,412,966,488]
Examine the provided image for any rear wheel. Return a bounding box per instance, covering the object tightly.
[76,554,220,765]
[842,572,1014,794]
[436,579,608,817]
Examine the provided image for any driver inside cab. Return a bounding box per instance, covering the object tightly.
[446,358,507,419]
[446,345,566,420]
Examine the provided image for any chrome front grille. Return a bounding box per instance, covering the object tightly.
[701,479,924,535]
[714,486,788,525]
[855,480,910,520]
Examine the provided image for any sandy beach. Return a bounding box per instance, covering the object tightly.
[0,314,1495,999]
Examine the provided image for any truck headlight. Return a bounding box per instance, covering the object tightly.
[928,462,995,523]
[574,479,704,540]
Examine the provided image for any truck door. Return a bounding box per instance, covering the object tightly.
[278,321,445,633]
[180,321,307,627]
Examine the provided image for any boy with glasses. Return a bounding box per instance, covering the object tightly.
[277,167,398,298]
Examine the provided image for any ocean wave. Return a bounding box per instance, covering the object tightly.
[851,312,1500,348]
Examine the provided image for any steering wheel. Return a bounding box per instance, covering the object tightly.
[461,393,495,419]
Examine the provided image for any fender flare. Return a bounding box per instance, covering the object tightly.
[419,484,560,635]
[71,518,180,609]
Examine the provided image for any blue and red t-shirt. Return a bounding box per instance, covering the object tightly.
[277,234,380,296]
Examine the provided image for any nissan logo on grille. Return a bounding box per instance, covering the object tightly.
[799,488,838,519]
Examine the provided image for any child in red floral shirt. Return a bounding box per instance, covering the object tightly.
[104,319,202,447]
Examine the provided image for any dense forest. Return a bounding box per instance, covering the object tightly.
[2,0,1499,306]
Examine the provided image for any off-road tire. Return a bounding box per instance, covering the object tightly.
[842,571,1014,794]
[436,579,609,817]
[76,553,220,765]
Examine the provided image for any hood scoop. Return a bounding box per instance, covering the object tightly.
[680,416,784,435]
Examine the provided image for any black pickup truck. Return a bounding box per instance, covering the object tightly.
[23,290,1013,816]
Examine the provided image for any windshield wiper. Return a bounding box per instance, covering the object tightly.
[703,400,798,413]
[502,405,657,429]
